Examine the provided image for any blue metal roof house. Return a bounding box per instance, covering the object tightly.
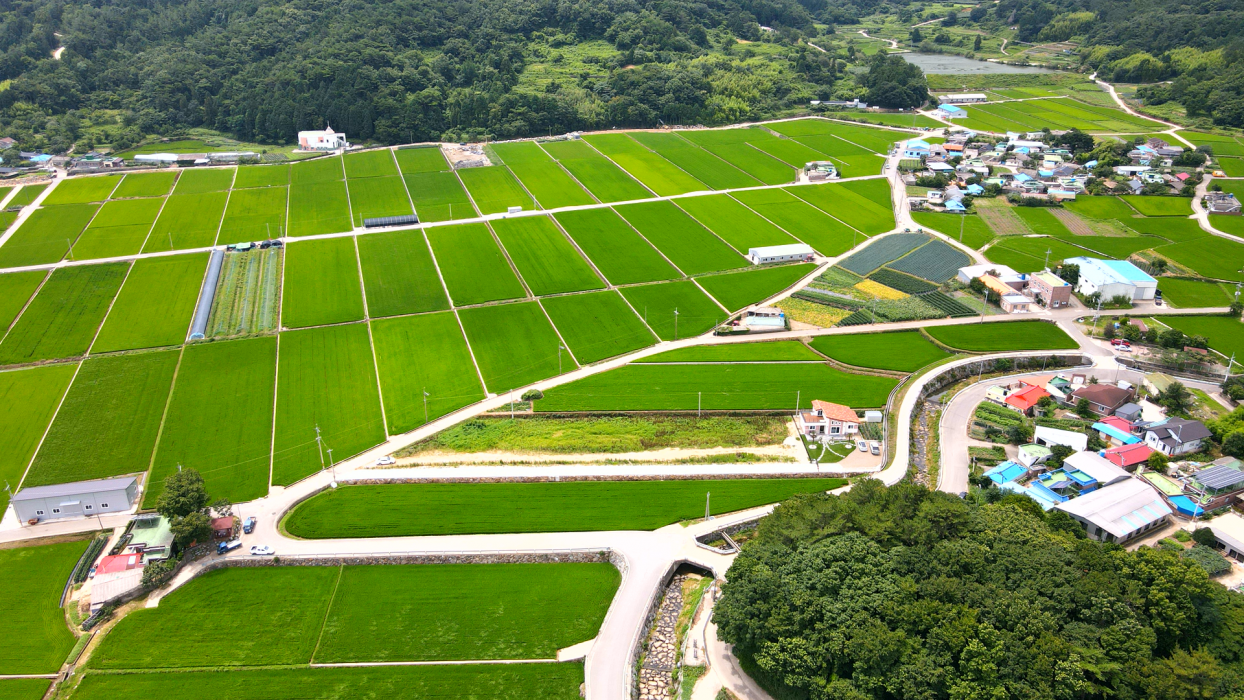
[903,140,931,159]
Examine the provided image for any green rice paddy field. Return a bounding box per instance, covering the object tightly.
[112,171,176,198]
[541,139,652,202]
[404,171,476,222]
[142,192,227,252]
[630,131,760,190]
[69,197,164,260]
[638,340,822,362]
[674,194,797,253]
[370,312,485,433]
[355,229,450,317]
[0,540,87,674]
[730,188,861,257]
[42,175,120,205]
[281,237,365,328]
[0,270,45,332]
[458,302,574,391]
[91,254,208,352]
[615,200,747,275]
[554,208,680,285]
[618,280,725,340]
[0,203,100,268]
[1157,315,1244,364]
[695,263,816,311]
[0,364,76,513]
[541,290,656,364]
[811,330,952,372]
[457,166,536,214]
[426,223,527,305]
[581,133,705,196]
[490,216,603,296]
[925,320,1078,352]
[490,141,595,209]
[1156,277,1239,307]
[0,262,128,365]
[285,478,847,537]
[288,180,352,237]
[0,679,51,700]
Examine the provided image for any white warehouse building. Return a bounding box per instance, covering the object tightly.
[938,93,988,104]
[9,477,138,524]
[747,243,815,265]
[1064,257,1158,301]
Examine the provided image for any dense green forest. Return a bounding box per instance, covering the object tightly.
[716,481,1244,700]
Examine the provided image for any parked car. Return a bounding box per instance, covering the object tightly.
[375,455,396,466]
[1110,338,1125,346]
[250,545,274,556]
[243,516,256,534]
[857,440,868,452]
[218,540,242,555]
[869,442,881,455]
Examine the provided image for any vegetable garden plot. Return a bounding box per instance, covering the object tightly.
[281,237,365,328]
[288,180,353,237]
[974,201,1032,237]
[695,263,816,312]
[925,320,1077,351]
[541,139,652,202]
[0,203,99,268]
[0,270,45,332]
[70,197,165,260]
[24,349,180,486]
[143,192,228,252]
[0,365,76,514]
[92,253,208,352]
[490,216,604,296]
[629,131,760,190]
[291,155,344,184]
[614,200,748,275]
[42,175,120,205]
[356,230,449,317]
[111,171,176,198]
[146,337,277,506]
[425,223,527,305]
[457,302,574,391]
[344,149,400,179]
[911,212,994,250]
[674,194,797,253]
[0,262,128,365]
[403,171,476,222]
[541,290,657,364]
[868,268,937,294]
[371,312,485,433]
[395,146,451,174]
[729,188,860,256]
[677,131,795,185]
[810,330,951,372]
[205,249,281,338]
[347,175,412,226]
[0,540,87,674]
[272,323,387,486]
[490,142,595,208]
[554,208,679,285]
[457,166,536,214]
[582,134,705,196]
[887,240,970,283]
[1119,196,1192,217]
[619,280,725,341]
[172,168,235,195]
[233,164,290,189]
[838,233,930,275]
[218,186,287,244]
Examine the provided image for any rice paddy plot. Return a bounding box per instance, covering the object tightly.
[291,156,344,184]
[426,223,527,305]
[839,233,930,276]
[629,132,761,190]
[356,230,449,317]
[146,337,276,506]
[0,679,50,700]
[281,237,365,328]
[403,171,476,222]
[787,133,873,158]
[729,188,860,257]
[1063,195,1139,220]
[286,478,847,537]
[1158,315,1244,361]
[1120,195,1192,217]
[747,134,832,169]
[0,540,87,674]
[840,178,894,209]
[786,182,893,235]
[983,236,1090,273]
[582,134,706,196]
[678,131,795,185]
[91,566,339,669]
[638,340,823,362]
[70,197,165,260]
[233,164,289,189]
[205,248,281,337]
[768,119,904,153]
[695,263,816,312]
[371,312,484,433]
[816,112,942,129]
[111,171,176,198]
[911,212,994,249]
[395,146,450,174]
[615,200,748,275]
[1216,157,1244,177]
[554,208,679,286]
[344,149,400,179]
[272,323,386,486]
[24,349,179,486]
[218,186,287,244]
[0,203,99,268]
[1207,213,1244,239]
[491,216,604,296]
[346,176,412,226]
[92,253,208,352]
[457,166,536,214]
[1069,235,1161,259]
[0,365,76,514]
[172,168,235,195]
[1157,278,1238,308]
[288,180,353,237]
[888,240,970,283]
[925,320,1077,352]
[541,291,656,364]
[71,664,585,700]
[142,192,228,252]
[42,175,120,205]
[810,330,951,372]
[490,142,595,209]
[0,270,45,332]
[541,140,652,202]
[1155,236,1244,281]
[0,262,128,365]
[674,194,797,253]
[458,302,575,391]
[619,280,725,341]
[6,184,46,207]
[828,154,886,177]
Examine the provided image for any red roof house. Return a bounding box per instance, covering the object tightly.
[211,516,236,539]
[796,400,861,439]
[1175,172,1190,181]
[1098,416,1134,434]
[1004,383,1049,414]
[1102,443,1153,469]
[96,553,143,575]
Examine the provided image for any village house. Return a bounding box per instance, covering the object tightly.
[1144,417,1212,456]
[795,400,860,441]
[1071,383,1135,418]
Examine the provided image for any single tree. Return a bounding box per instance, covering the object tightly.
[1147,450,1169,474]
[170,511,213,547]
[156,469,209,520]
[1223,430,1244,458]
[973,34,982,51]
[1158,381,1193,414]
[1075,398,1094,419]
[1048,444,1075,468]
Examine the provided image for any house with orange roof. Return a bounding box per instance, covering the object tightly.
[1004,382,1049,416]
[795,400,861,440]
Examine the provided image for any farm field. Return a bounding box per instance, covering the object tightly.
[1156,278,1237,308]
[145,337,277,506]
[205,249,281,338]
[42,175,120,205]
[218,186,287,244]
[425,223,527,305]
[887,240,970,283]
[233,164,290,189]
[554,208,679,285]
[615,200,747,275]
[0,365,76,513]
[810,330,951,371]
[24,349,180,486]
[1063,196,1140,220]
[457,166,536,214]
[957,98,1162,133]
[0,262,128,365]
[458,302,573,391]
[629,131,760,190]
[984,235,1094,273]
[172,168,235,195]
[490,141,595,209]
[347,175,412,226]
[678,131,794,185]
[582,134,705,196]
[729,188,861,256]
[0,540,87,674]
[112,171,177,198]
[343,149,400,179]
[1154,235,1244,282]
[537,362,896,411]
[0,203,99,268]
[839,177,895,209]
[1158,315,1244,363]
[0,679,50,700]
[925,320,1077,352]
[638,340,823,362]
[491,216,604,296]
[541,139,652,202]
[356,230,450,317]
[70,197,165,260]
[674,194,797,253]
[281,237,365,329]
[767,119,903,153]
[695,263,816,311]
[286,478,847,537]
[395,146,451,174]
[70,664,585,700]
[143,192,227,251]
[272,323,386,486]
[619,280,725,341]
[92,253,208,352]
[0,270,45,332]
[748,133,831,169]
[6,183,46,206]
[911,212,994,249]
[839,233,929,276]
[541,291,656,364]
[287,180,353,237]
[1119,196,1192,217]
[403,171,476,222]
[370,312,485,433]
[786,183,893,236]
[291,156,344,184]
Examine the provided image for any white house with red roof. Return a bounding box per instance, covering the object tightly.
[795,400,860,440]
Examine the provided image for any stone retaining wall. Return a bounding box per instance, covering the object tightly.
[637,574,688,700]
[342,472,854,487]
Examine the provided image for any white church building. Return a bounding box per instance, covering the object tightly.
[298,125,349,151]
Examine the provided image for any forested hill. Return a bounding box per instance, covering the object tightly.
[0,0,848,149]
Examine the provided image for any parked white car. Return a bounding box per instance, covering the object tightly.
[250,545,275,556]
[375,455,396,466]
[857,440,868,452]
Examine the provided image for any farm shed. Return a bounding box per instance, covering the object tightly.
[939,93,988,104]
[1034,426,1087,452]
[1207,512,1244,562]
[746,243,814,265]
[189,250,224,340]
[9,477,137,524]
[1064,257,1157,301]
[1054,478,1172,543]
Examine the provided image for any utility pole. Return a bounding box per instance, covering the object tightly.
[698,391,702,419]
[327,448,336,484]
[705,492,711,520]
[66,239,73,262]
[959,214,965,243]
[796,389,801,412]
[674,308,679,340]
[558,343,565,374]
[1044,247,1051,272]
[423,388,429,425]
[315,425,324,471]
[510,390,515,419]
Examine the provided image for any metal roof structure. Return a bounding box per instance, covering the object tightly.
[1192,464,1244,491]
[11,476,136,502]
[1055,478,1172,540]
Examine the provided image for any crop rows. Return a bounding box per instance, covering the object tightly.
[887,240,970,283]
[921,291,977,318]
[838,233,930,275]
[868,268,937,294]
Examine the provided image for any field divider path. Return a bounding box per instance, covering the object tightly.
[353,235,392,437]
[308,564,344,663]
[533,142,602,206]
